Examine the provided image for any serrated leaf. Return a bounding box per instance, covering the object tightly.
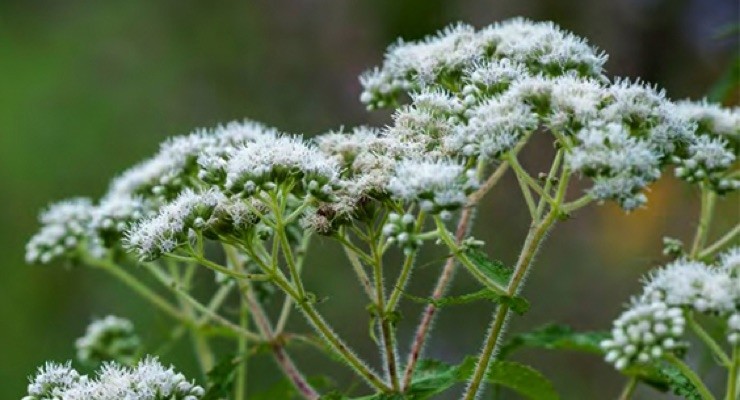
[463,248,513,288]
[456,357,559,400]
[657,364,702,400]
[406,359,459,399]
[202,355,239,400]
[401,289,529,315]
[498,324,609,358]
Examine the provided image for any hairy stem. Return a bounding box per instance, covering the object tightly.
[90,258,187,323]
[618,377,638,400]
[727,346,739,400]
[691,186,717,259]
[699,223,740,259]
[402,206,474,390]
[225,245,319,400]
[462,209,559,400]
[664,354,716,400]
[276,233,312,335]
[688,313,731,367]
[463,163,570,400]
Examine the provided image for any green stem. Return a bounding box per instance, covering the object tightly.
[89,258,187,323]
[342,237,376,300]
[691,186,717,259]
[434,217,507,295]
[462,163,569,400]
[727,346,739,400]
[699,223,740,259]
[368,219,400,391]
[270,273,390,392]
[236,297,249,400]
[664,353,717,400]
[168,260,215,375]
[688,313,731,367]
[618,377,638,400]
[462,209,559,400]
[535,149,563,219]
[276,233,312,335]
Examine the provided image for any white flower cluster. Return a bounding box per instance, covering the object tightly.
[26,199,99,264]
[23,357,204,400]
[361,18,738,211]
[673,135,738,193]
[387,158,478,214]
[569,122,661,210]
[108,120,276,201]
[76,316,141,366]
[642,259,737,314]
[603,247,740,370]
[224,135,340,200]
[125,189,238,260]
[359,18,607,108]
[601,301,686,370]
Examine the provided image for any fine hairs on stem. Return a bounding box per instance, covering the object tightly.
[22,17,738,400]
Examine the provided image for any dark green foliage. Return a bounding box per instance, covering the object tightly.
[463,248,513,288]
[499,323,609,358]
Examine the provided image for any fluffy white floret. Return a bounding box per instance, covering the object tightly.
[225,135,340,195]
[642,259,737,314]
[24,357,204,400]
[26,198,96,264]
[387,158,478,212]
[124,189,227,260]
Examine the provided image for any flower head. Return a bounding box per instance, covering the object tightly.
[26,198,97,264]
[601,301,686,370]
[387,158,478,214]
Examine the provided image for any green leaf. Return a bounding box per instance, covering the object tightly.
[621,363,701,400]
[405,358,459,399]
[401,289,530,315]
[202,355,239,400]
[657,364,702,400]
[456,357,560,400]
[463,248,513,287]
[498,324,609,358]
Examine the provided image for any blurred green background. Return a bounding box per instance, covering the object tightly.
[1,1,738,398]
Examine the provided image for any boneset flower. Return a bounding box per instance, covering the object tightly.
[23,357,203,400]
[124,189,229,260]
[387,158,478,214]
[26,198,96,264]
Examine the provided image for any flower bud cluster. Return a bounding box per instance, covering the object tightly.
[75,316,141,366]
[387,159,478,214]
[673,135,739,193]
[382,213,422,255]
[603,247,740,370]
[601,301,686,370]
[23,357,204,400]
[26,199,96,264]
